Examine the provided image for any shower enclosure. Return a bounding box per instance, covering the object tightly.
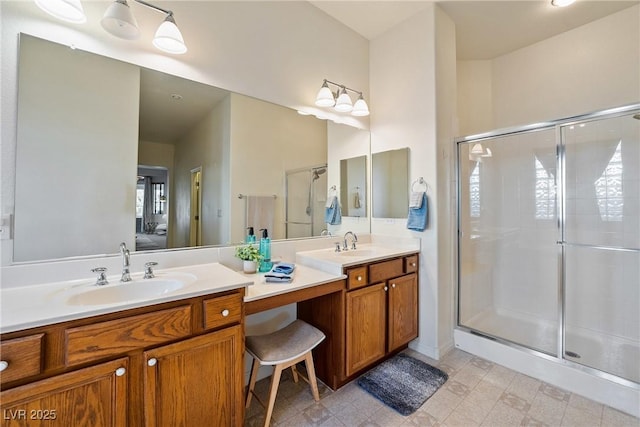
[456,104,639,386]
[285,165,328,238]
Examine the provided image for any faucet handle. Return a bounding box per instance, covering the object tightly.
[144,262,158,279]
[334,242,341,253]
[91,267,108,286]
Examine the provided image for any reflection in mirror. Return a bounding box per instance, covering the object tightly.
[372,148,410,218]
[12,34,372,264]
[340,156,366,217]
[326,122,371,236]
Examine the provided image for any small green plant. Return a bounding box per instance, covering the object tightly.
[235,244,263,262]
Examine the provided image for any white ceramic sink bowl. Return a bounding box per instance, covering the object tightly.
[64,273,198,306]
[337,249,378,257]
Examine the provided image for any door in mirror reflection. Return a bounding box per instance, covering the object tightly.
[372,148,409,218]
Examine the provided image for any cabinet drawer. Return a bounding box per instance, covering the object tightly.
[65,306,192,366]
[0,334,44,384]
[368,258,403,283]
[203,293,242,330]
[346,266,368,290]
[404,255,418,273]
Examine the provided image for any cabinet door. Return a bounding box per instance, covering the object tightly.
[388,273,418,351]
[143,325,243,427]
[0,357,128,427]
[346,283,387,377]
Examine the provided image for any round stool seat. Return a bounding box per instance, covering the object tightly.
[246,319,325,365]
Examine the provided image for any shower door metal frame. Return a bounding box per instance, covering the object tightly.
[284,163,328,239]
[454,103,640,389]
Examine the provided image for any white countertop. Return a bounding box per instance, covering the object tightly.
[0,262,252,334]
[243,264,346,302]
[1,242,420,334]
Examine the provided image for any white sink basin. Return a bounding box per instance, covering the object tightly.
[62,273,198,306]
[338,249,378,257]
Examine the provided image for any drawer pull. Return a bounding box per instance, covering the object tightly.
[0,361,8,371]
[411,262,416,267]
[357,276,362,281]
[147,358,157,367]
[221,309,230,317]
[392,283,396,288]
[115,367,126,377]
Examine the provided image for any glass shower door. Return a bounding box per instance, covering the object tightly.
[458,128,559,355]
[562,113,640,383]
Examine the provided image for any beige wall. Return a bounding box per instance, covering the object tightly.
[173,96,231,248]
[13,35,139,262]
[229,93,327,244]
[458,5,640,136]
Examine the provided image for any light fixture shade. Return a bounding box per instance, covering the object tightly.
[351,95,370,116]
[551,0,575,6]
[334,88,353,113]
[153,15,187,54]
[35,0,86,23]
[471,143,484,154]
[315,82,335,107]
[101,0,140,40]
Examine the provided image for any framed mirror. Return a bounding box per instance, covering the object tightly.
[11,34,370,263]
[372,148,409,218]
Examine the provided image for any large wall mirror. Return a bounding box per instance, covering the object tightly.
[12,34,371,263]
[372,148,409,218]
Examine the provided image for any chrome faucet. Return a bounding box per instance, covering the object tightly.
[120,242,132,282]
[343,231,358,251]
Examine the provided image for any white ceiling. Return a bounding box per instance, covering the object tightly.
[310,1,639,60]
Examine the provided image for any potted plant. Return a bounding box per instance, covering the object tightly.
[235,244,263,274]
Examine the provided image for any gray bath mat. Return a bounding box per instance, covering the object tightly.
[357,353,448,416]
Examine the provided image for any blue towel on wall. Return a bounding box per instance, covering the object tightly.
[407,192,427,231]
[325,196,342,225]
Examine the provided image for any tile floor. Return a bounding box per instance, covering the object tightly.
[244,349,640,427]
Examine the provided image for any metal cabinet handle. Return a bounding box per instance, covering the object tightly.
[221,309,230,317]
[115,367,126,376]
[148,358,157,367]
[357,276,362,281]
[0,361,8,371]
[392,283,396,288]
[411,262,416,267]
[384,286,388,292]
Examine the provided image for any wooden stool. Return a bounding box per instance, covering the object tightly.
[245,319,325,426]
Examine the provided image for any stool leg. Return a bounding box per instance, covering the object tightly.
[304,352,320,401]
[291,364,299,383]
[246,358,261,409]
[263,365,283,427]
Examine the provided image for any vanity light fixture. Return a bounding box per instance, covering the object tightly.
[102,0,187,54]
[34,0,86,23]
[315,79,369,117]
[551,0,576,7]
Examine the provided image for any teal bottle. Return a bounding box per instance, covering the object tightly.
[258,228,272,272]
[246,227,256,244]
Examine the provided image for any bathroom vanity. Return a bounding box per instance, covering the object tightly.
[296,247,419,390]
[0,240,420,425]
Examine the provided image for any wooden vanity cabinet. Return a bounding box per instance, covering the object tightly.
[299,253,419,389]
[0,288,244,427]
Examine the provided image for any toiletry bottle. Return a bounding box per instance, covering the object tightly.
[258,228,272,272]
[246,227,256,244]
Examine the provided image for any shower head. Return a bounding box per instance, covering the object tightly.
[312,167,327,180]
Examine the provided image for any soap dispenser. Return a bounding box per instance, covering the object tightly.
[258,228,272,272]
[246,227,256,244]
